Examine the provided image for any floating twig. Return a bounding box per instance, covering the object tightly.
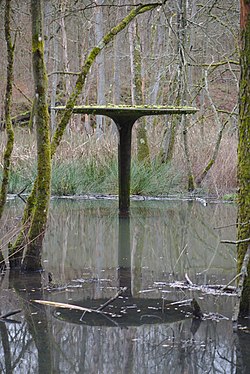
[164,299,193,307]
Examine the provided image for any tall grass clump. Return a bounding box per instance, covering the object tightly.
[130,159,183,195]
[51,157,118,195]
[50,157,182,196]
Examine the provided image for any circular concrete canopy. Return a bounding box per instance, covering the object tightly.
[52,105,197,124]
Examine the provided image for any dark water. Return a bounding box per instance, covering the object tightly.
[0,198,249,373]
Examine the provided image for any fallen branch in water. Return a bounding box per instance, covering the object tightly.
[155,280,236,296]
[33,298,123,318]
[33,300,93,312]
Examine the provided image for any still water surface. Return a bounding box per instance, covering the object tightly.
[0,198,249,373]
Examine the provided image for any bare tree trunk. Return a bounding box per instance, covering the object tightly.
[129,19,150,162]
[113,33,121,105]
[50,9,59,133]
[148,11,165,106]
[179,0,194,190]
[196,71,236,187]
[160,13,179,164]
[60,0,72,132]
[112,26,122,134]
[43,0,51,65]
[95,0,106,138]
[60,1,70,93]
[182,117,195,191]
[162,0,194,189]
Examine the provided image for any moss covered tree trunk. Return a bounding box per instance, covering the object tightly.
[22,0,51,271]
[237,0,250,317]
[0,0,15,219]
[0,0,15,270]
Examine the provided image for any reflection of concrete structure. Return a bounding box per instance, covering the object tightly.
[0,269,246,374]
[53,105,197,215]
[118,216,132,296]
[54,215,192,327]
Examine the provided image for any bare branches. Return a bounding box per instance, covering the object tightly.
[48,70,80,76]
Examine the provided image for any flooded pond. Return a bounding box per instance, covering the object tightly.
[0,198,250,373]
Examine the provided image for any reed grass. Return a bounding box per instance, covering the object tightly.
[0,122,237,197]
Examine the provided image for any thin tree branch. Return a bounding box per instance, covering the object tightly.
[221,238,250,245]
[48,70,80,76]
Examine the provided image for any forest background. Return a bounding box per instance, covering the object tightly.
[0,0,239,197]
